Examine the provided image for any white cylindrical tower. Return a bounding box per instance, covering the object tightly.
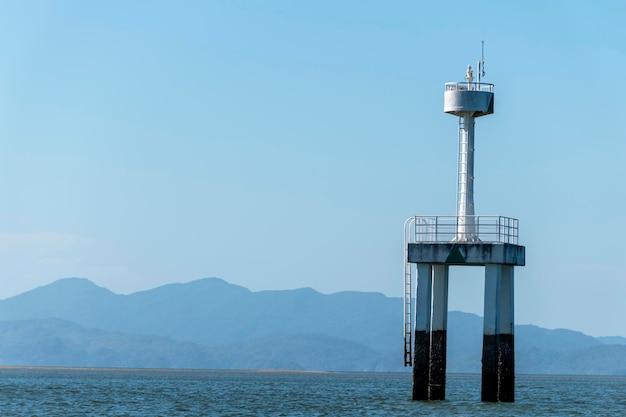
[444,65,494,242]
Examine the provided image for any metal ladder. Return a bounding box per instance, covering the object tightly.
[456,116,468,217]
[403,216,415,367]
[403,259,413,366]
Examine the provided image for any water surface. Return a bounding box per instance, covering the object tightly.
[0,368,624,416]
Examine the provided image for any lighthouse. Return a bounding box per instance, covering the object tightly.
[403,51,525,402]
[446,64,494,242]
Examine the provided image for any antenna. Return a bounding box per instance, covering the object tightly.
[478,41,485,84]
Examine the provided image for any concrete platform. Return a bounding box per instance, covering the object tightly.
[407,242,525,266]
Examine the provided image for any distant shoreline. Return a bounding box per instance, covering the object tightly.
[0,365,332,374]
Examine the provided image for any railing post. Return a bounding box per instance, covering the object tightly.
[505,217,508,243]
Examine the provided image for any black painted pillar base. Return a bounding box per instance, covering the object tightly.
[498,334,514,402]
[412,330,431,400]
[481,334,498,402]
[429,330,447,400]
[412,330,448,401]
[481,334,514,402]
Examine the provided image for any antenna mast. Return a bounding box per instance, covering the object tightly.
[478,41,485,84]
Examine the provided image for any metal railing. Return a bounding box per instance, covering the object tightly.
[445,82,494,93]
[405,215,519,245]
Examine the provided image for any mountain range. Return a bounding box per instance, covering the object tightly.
[0,277,624,374]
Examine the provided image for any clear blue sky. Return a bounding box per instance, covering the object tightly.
[0,1,624,337]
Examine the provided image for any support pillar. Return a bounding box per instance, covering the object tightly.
[482,264,515,402]
[429,265,449,400]
[412,264,449,401]
[412,263,432,401]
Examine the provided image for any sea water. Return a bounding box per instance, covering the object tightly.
[0,368,624,416]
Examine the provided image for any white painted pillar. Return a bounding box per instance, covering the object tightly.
[483,265,500,337]
[415,264,433,333]
[431,265,449,333]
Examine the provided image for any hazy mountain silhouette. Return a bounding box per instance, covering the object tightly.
[597,336,626,345]
[0,277,624,374]
[0,278,398,352]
